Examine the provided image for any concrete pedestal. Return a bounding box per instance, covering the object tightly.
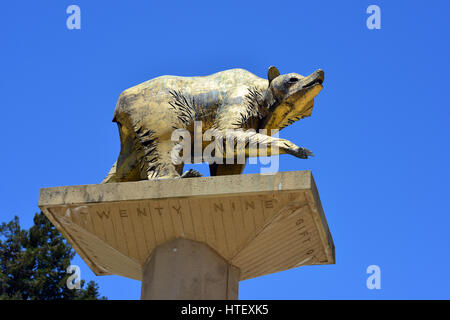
[38,171,335,299]
[141,238,239,300]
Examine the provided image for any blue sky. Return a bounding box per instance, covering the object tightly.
[1,1,449,299]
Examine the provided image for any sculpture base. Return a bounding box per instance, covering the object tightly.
[38,170,334,294]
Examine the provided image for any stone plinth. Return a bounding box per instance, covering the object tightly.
[38,171,334,283]
[141,238,240,300]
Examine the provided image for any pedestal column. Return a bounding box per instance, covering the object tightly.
[140,238,240,300]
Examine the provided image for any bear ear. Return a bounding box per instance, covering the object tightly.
[268,66,280,85]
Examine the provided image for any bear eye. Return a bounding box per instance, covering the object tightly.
[289,77,299,83]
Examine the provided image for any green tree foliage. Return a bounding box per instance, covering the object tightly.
[0,212,106,300]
